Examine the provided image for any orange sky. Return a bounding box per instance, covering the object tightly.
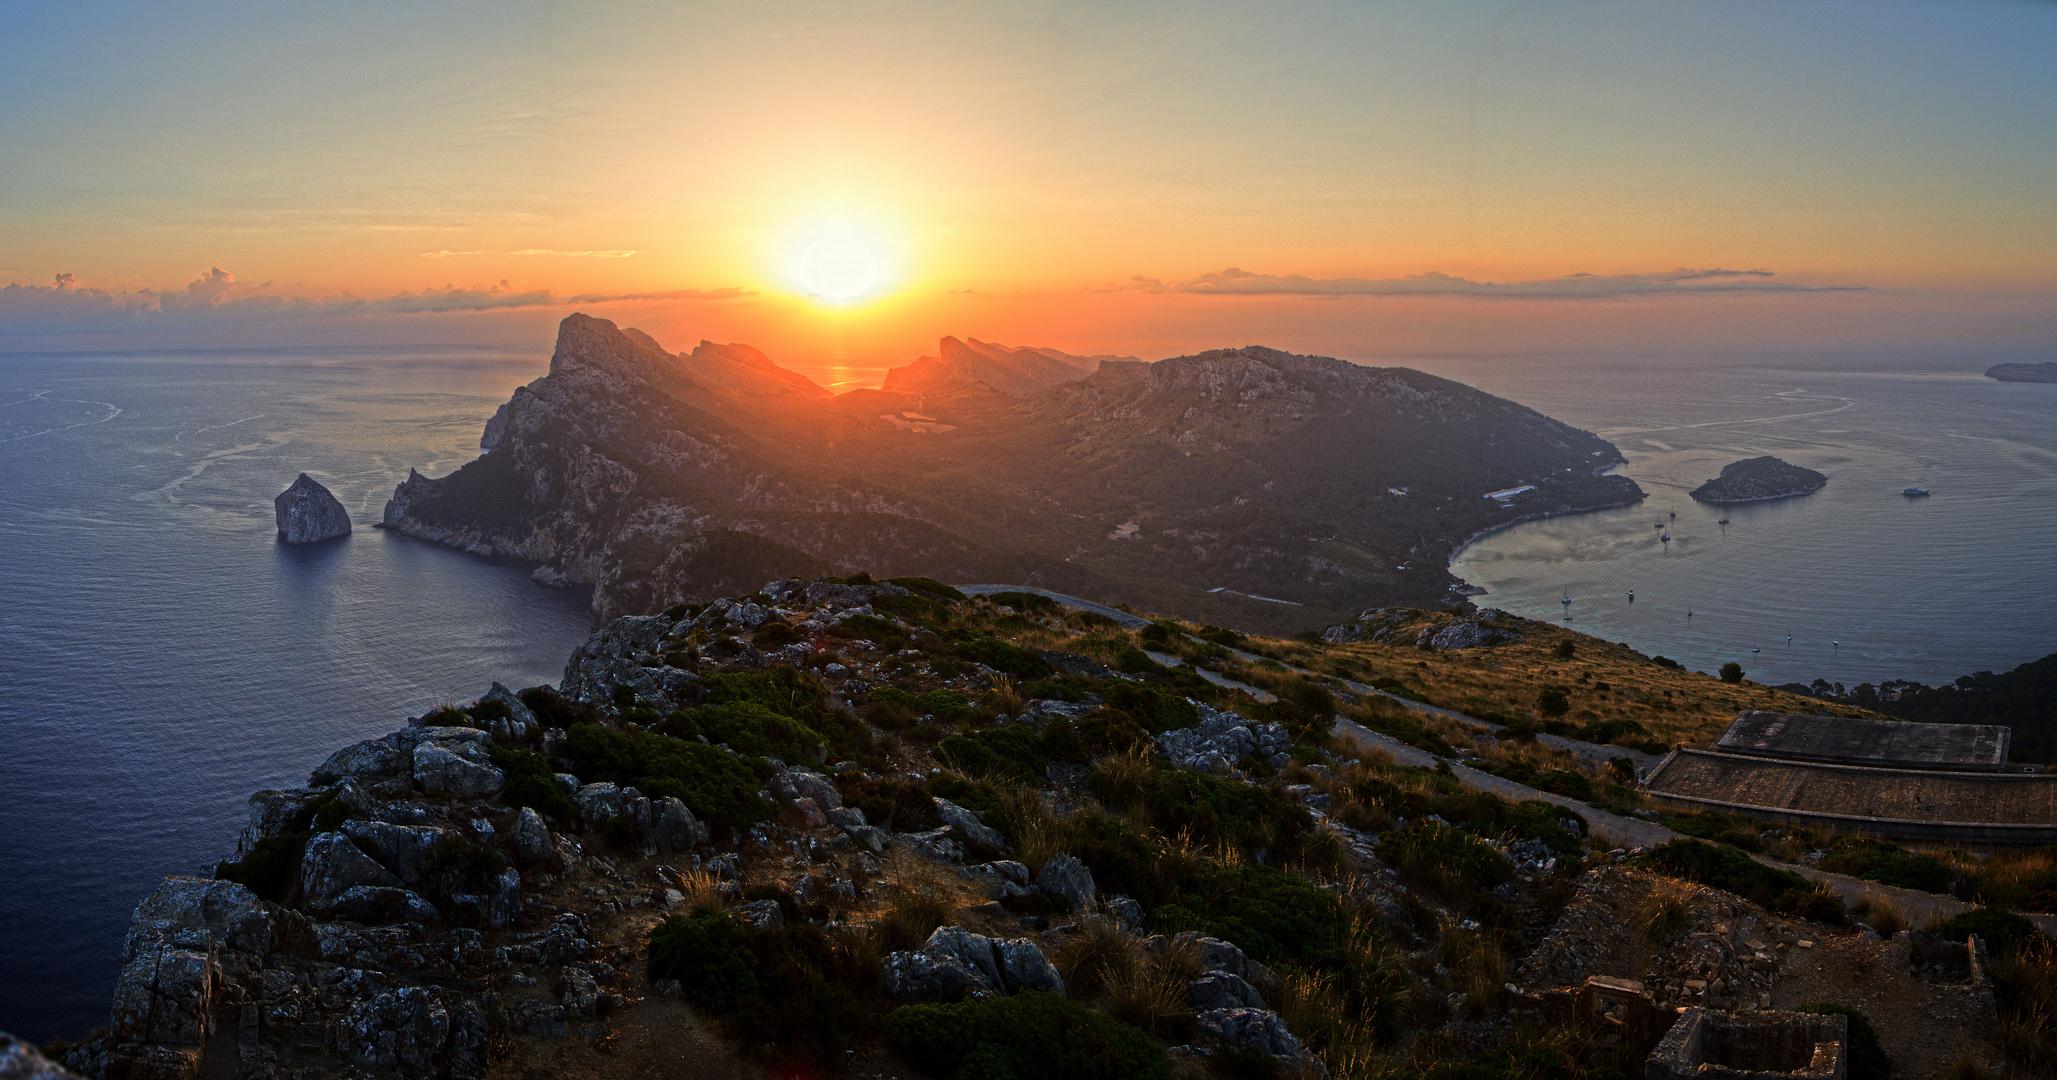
[4,3,2055,373]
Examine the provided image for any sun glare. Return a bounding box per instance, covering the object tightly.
[780,218,903,306]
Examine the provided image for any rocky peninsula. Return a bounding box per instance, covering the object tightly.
[1986,361,2057,384]
[274,474,351,543]
[1688,456,1827,504]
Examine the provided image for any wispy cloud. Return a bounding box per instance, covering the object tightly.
[1106,267,1865,298]
[421,248,640,258]
[0,268,747,336]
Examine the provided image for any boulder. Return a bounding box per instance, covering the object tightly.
[478,682,539,738]
[512,807,558,864]
[1191,972,1267,1010]
[0,1032,84,1080]
[300,832,403,913]
[274,473,351,543]
[882,950,985,1003]
[411,745,505,798]
[237,789,317,855]
[105,878,273,1077]
[651,798,708,850]
[963,860,1033,900]
[123,877,276,960]
[324,886,439,925]
[773,769,844,811]
[1034,854,1097,912]
[1196,1007,1304,1060]
[923,926,1005,987]
[996,939,1066,995]
[311,736,408,790]
[340,986,449,1076]
[895,828,965,864]
[1174,932,1271,985]
[339,821,447,883]
[934,798,1006,850]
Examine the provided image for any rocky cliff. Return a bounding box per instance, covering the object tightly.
[381,315,1639,633]
[1688,456,1827,504]
[274,474,350,544]
[881,337,1135,398]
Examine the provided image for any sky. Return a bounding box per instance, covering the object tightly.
[3,1,2054,382]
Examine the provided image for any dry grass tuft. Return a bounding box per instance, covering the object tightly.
[1639,887,1695,944]
[667,867,727,914]
[1864,893,1909,937]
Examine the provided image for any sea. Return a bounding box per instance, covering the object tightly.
[0,349,595,1042]
[1437,354,2057,690]
[3,345,2054,1042]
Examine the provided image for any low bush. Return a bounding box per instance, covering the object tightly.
[1817,837,1958,895]
[886,576,968,603]
[1927,908,2043,955]
[953,636,1055,679]
[1644,840,1845,923]
[753,621,805,648]
[830,613,910,652]
[1097,680,1199,733]
[1114,646,1167,676]
[562,723,766,829]
[839,774,940,832]
[936,727,1048,783]
[489,745,576,823]
[647,910,874,1065]
[887,989,1165,1080]
[865,686,920,729]
[1381,821,1513,896]
[1151,862,1348,966]
[1089,760,1311,858]
[918,688,983,726]
[664,701,825,762]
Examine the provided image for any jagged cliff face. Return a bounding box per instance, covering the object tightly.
[383,315,1639,631]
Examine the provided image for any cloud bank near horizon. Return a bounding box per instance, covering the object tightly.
[0,268,748,336]
[1110,267,1867,298]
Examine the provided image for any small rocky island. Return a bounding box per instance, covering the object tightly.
[1688,456,1827,504]
[274,473,351,543]
[1986,361,2057,383]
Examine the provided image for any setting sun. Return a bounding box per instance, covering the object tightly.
[782,221,901,306]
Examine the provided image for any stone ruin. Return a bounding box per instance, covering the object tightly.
[1530,975,1677,1057]
[1646,1008,1847,1080]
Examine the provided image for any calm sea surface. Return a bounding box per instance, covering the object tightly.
[1437,356,2057,689]
[0,349,594,1042]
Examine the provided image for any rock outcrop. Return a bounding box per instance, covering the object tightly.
[273,474,350,543]
[1688,456,1827,504]
[0,1032,84,1080]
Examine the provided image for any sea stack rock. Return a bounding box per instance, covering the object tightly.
[274,473,351,543]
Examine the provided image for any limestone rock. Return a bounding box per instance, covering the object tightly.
[881,950,984,1003]
[325,886,439,925]
[651,797,708,850]
[311,735,408,790]
[340,820,447,883]
[300,831,403,913]
[1191,972,1267,1010]
[1034,853,1097,912]
[412,745,505,798]
[0,1032,85,1080]
[773,769,843,810]
[882,926,1064,1001]
[1197,1007,1304,1060]
[274,473,351,543]
[736,899,785,930]
[934,797,1006,850]
[123,877,276,960]
[513,807,558,864]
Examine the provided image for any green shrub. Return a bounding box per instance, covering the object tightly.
[1645,840,1844,923]
[1719,662,1744,683]
[1114,646,1167,676]
[701,667,872,758]
[563,723,766,829]
[489,744,576,822]
[1532,769,1593,800]
[1020,677,1088,703]
[1554,640,1576,660]
[886,576,968,603]
[841,773,940,831]
[519,685,597,729]
[1151,863,1347,966]
[1382,821,1513,894]
[954,637,1056,679]
[1091,761,1311,857]
[865,686,920,729]
[1097,681,1198,733]
[1795,1004,1889,1080]
[667,701,825,762]
[1926,908,2043,955]
[214,833,307,902]
[918,689,984,726]
[1200,626,1248,649]
[1067,812,1158,901]
[754,621,805,648]
[887,989,1166,1080]
[1536,686,1571,717]
[937,727,1048,783]
[1816,837,1957,895]
[648,910,873,1064]
[832,613,910,651]
[984,590,1061,615]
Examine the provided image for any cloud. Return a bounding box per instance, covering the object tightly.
[1105,267,1864,298]
[421,248,640,258]
[0,268,749,337]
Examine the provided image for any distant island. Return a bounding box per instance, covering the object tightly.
[1986,362,2057,383]
[1688,456,1827,504]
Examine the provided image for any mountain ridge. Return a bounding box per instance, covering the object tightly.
[383,314,1642,631]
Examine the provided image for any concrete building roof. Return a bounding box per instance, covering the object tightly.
[1714,711,2010,772]
[1642,747,2057,844]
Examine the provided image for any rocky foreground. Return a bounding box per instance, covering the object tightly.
[27,576,2031,1080]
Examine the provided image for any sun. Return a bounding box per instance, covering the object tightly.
[796,233,884,301]
[779,219,902,306]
